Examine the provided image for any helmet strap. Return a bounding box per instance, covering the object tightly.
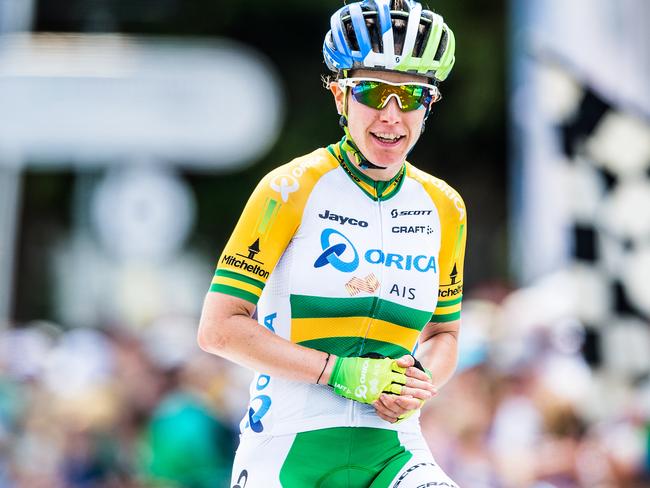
[420,106,432,135]
[339,84,388,171]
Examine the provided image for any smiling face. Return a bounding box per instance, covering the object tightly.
[331,69,433,178]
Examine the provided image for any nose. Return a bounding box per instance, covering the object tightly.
[379,96,402,123]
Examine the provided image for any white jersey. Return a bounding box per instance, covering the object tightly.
[210,141,467,437]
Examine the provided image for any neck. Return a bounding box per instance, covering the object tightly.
[346,151,403,181]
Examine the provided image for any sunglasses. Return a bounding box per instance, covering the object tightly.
[337,77,441,112]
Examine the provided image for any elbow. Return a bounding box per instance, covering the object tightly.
[197,292,254,357]
[197,319,228,355]
[196,327,210,352]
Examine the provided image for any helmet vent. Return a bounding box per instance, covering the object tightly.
[414,16,432,58]
[341,15,360,52]
[434,29,449,62]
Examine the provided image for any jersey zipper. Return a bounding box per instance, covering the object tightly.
[367,198,384,321]
[356,197,385,351]
[369,187,385,324]
[352,193,386,425]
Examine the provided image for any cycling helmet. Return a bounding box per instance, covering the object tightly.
[323,0,455,83]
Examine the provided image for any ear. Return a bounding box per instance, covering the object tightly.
[329,81,346,115]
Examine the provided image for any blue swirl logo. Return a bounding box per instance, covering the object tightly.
[314,228,359,272]
[246,394,271,433]
[244,374,272,433]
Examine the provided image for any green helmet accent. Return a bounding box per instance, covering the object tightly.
[395,12,456,81]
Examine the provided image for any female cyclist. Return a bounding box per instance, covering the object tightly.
[198,1,466,486]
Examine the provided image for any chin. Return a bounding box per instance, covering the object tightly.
[367,150,407,167]
[361,138,409,167]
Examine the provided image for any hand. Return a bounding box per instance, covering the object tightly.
[372,355,437,423]
[328,356,407,404]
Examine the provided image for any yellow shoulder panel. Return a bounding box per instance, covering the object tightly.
[407,164,467,322]
[211,148,339,304]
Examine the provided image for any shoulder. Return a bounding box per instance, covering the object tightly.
[259,147,339,203]
[406,162,466,222]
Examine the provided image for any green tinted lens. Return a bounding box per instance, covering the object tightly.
[351,81,432,112]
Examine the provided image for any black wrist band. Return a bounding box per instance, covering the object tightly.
[316,352,331,385]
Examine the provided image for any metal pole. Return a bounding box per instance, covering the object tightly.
[0,0,35,325]
[508,0,534,285]
[0,165,22,325]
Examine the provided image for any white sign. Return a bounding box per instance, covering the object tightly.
[0,33,284,169]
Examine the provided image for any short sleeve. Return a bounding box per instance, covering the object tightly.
[210,173,301,305]
[210,149,339,305]
[432,192,467,322]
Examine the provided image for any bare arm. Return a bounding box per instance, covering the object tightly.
[197,292,336,384]
[417,318,460,390]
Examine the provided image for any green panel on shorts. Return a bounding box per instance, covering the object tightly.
[279,427,412,487]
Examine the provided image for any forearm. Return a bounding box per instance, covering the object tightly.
[418,322,460,390]
[198,294,335,384]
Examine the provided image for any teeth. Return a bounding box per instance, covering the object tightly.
[374,133,402,141]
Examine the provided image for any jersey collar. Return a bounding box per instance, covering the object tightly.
[326,139,406,202]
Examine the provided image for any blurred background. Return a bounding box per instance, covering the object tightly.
[0,0,649,486]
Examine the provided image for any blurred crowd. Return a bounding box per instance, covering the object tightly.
[426,280,650,488]
[0,318,246,488]
[1,283,649,488]
[426,323,650,487]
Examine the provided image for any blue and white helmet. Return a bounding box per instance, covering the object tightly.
[323,0,456,82]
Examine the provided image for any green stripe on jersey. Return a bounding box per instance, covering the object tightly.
[375,299,433,329]
[431,311,461,323]
[215,269,265,290]
[437,295,463,307]
[210,283,259,305]
[298,337,410,359]
[290,295,432,330]
[257,197,280,234]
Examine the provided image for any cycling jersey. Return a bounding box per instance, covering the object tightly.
[211,140,467,437]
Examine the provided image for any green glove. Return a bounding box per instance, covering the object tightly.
[396,363,433,422]
[328,357,406,404]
